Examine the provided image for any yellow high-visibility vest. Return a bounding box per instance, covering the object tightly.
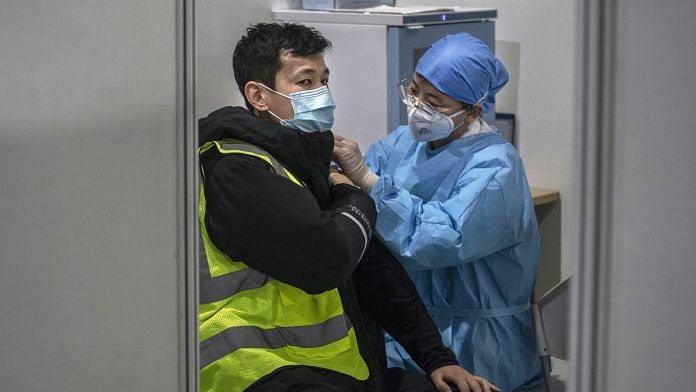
[198,139,369,392]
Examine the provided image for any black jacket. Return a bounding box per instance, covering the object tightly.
[199,107,457,391]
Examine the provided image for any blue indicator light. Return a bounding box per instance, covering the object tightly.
[441,14,447,21]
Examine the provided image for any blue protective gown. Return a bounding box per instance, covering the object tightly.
[364,125,542,391]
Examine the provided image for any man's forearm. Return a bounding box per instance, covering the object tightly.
[352,239,458,373]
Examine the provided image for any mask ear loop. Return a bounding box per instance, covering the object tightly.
[447,90,487,134]
[444,108,470,136]
[453,89,489,130]
[266,110,285,123]
[470,90,490,127]
[474,90,490,107]
[257,82,291,99]
[257,82,293,121]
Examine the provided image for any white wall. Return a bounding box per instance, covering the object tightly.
[605,0,696,389]
[0,1,183,391]
[398,0,579,279]
[196,0,288,118]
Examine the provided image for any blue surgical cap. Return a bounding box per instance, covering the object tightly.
[415,33,509,113]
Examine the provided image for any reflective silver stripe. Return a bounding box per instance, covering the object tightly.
[198,238,212,279]
[199,141,307,303]
[340,212,369,260]
[200,314,353,368]
[219,142,289,180]
[199,237,269,304]
[200,268,269,304]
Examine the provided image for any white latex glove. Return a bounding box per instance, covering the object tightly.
[333,134,379,193]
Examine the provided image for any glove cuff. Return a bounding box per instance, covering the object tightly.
[358,170,379,194]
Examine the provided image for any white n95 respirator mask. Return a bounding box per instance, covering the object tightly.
[407,105,467,142]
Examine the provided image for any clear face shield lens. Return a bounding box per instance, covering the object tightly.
[398,79,439,121]
[398,79,412,105]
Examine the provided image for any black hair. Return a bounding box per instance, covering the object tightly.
[233,22,332,111]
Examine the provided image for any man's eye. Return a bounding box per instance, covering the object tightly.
[298,79,311,86]
[321,79,329,85]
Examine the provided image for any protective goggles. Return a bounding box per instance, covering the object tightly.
[398,78,443,121]
[398,78,489,121]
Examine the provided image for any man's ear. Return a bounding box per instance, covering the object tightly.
[244,81,269,112]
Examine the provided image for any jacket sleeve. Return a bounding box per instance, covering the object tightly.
[352,239,458,374]
[203,154,376,294]
[369,161,525,271]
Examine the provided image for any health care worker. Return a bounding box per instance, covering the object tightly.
[333,33,542,391]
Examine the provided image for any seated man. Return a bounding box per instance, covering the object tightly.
[198,22,497,392]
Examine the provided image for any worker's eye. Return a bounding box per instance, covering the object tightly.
[321,79,329,85]
[298,79,312,86]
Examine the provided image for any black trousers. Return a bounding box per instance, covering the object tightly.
[245,320,438,392]
[248,365,438,392]
[384,367,439,392]
[364,313,439,392]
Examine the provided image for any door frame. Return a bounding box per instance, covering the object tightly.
[570,0,617,390]
[178,0,199,391]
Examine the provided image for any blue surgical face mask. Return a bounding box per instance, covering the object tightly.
[259,83,336,133]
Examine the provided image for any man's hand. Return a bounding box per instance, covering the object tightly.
[430,365,500,392]
[328,166,356,186]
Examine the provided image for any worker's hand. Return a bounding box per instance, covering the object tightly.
[328,166,356,186]
[333,134,379,192]
[429,365,500,392]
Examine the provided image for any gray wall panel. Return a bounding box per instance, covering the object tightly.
[606,0,696,390]
[0,1,181,391]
